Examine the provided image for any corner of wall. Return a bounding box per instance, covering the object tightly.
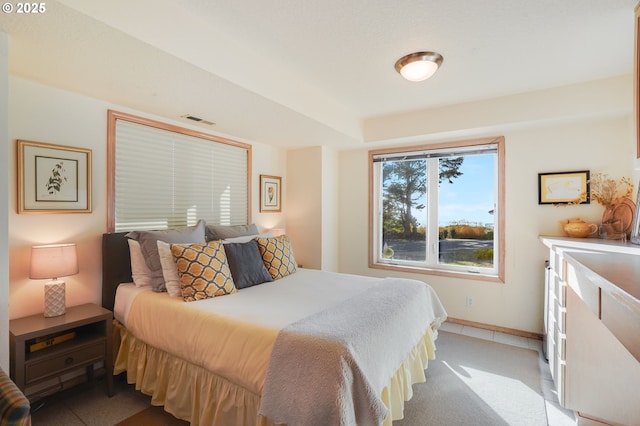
[0,31,10,371]
[320,146,339,271]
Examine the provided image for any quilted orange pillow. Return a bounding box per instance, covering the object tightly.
[170,241,237,302]
[255,235,297,280]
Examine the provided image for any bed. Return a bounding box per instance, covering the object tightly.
[102,225,447,426]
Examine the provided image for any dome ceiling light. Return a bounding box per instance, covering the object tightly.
[394,51,444,82]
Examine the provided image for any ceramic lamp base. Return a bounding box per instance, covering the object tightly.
[44,280,66,317]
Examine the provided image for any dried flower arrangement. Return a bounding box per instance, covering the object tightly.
[589,173,634,207]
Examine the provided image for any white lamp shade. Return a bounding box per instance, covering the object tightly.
[271,228,286,237]
[30,244,79,280]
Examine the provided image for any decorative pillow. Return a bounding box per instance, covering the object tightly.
[255,235,297,280]
[170,241,237,302]
[224,240,274,289]
[127,239,154,287]
[222,232,274,244]
[157,241,182,297]
[125,220,206,292]
[205,223,259,241]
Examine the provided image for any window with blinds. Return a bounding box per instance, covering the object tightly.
[107,110,251,232]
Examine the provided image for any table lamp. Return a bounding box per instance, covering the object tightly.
[271,228,286,237]
[29,243,78,317]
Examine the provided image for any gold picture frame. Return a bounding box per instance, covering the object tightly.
[17,140,92,213]
[631,182,640,245]
[538,170,590,205]
[259,174,281,212]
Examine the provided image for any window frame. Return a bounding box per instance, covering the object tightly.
[106,110,252,232]
[368,136,505,283]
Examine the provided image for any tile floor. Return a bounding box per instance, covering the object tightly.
[30,322,577,425]
[30,376,151,425]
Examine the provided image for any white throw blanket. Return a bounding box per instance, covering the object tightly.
[259,278,447,426]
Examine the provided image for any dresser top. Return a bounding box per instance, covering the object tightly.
[540,236,640,302]
[540,236,640,255]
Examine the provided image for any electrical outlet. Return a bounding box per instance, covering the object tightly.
[466,296,474,307]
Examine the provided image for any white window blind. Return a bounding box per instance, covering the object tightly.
[113,118,249,232]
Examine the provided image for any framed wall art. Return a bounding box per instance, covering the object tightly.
[17,140,92,213]
[260,174,281,212]
[631,182,640,245]
[538,170,590,205]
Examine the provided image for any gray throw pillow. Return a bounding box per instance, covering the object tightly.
[223,240,273,289]
[206,223,259,241]
[125,220,206,291]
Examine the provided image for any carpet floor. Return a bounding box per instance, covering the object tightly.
[394,331,547,425]
[114,331,547,426]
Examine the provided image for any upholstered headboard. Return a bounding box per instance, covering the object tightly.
[101,224,261,311]
[102,232,132,311]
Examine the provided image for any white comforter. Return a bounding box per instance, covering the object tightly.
[115,268,447,422]
[260,277,446,426]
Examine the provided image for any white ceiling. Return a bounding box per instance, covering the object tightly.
[1,0,637,148]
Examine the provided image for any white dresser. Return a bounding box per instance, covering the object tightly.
[540,237,640,425]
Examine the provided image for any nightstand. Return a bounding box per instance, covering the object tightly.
[9,303,114,400]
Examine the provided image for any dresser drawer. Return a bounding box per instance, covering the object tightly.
[554,274,567,307]
[550,250,564,278]
[553,300,567,333]
[556,329,566,361]
[555,359,566,406]
[25,340,106,384]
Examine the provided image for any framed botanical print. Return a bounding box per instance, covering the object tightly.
[17,140,92,213]
[260,174,281,212]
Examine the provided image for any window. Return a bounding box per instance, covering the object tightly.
[107,110,251,232]
[369,137,504,282]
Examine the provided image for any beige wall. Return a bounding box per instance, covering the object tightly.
[286,146,340,271]
[8,76,286,319]
[286,147,323,269]
[6,71,637,339]
[363,75,632,144]
[339,76,635,335]
[321,146,339,271]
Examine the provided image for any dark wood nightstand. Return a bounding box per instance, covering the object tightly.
[9,303,114,400]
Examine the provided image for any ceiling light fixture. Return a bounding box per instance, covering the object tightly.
[395,51,443,82]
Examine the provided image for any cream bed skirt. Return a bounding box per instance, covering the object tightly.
[113,320,438,425]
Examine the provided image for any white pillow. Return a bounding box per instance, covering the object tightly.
[222,232,274,244]
[157,240,183,297]
[128,239,154,287]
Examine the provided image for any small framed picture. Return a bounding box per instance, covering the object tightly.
[538,170,590,205]
[260,174,281,212]
[17,140,92,213]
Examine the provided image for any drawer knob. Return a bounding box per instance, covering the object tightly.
[65,357,74,365]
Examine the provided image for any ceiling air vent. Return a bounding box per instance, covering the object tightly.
[181,114,215,126]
